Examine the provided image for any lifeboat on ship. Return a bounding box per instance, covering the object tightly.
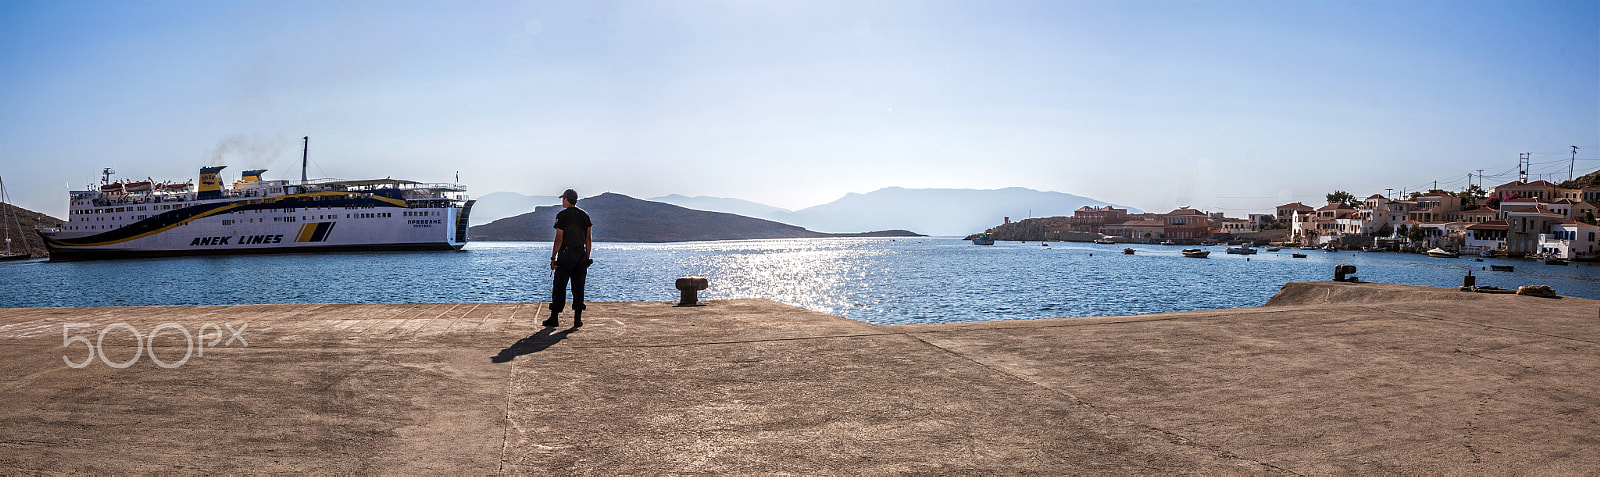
[123,180,154,193]
[100,182,125,193]
[162,181,193,192]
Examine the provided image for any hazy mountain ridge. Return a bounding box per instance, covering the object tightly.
[469,193,920,242]
[471,187,1136,237]
[647,194,792,221]
[469,192,556,227]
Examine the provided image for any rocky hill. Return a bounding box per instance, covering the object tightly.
[470,193,921,243]
[1559,168,1600,189]
[1,203,62,258]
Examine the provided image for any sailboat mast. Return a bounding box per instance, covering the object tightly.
[0,176,15,255]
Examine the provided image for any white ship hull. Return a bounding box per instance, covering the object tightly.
[40,166,474,260]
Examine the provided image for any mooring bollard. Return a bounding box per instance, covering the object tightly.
[675,276,709,306]
[1333,264,1357,282]
[1462,270,1476,288]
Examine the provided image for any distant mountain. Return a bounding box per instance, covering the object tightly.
[647,194,791,220]
[469,193,921,242]
[780,187,1139,236]
[1,203,63,258]
[469,192,556,227]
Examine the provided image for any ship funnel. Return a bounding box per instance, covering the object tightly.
[198,166,227,200]
[241,169,267,182]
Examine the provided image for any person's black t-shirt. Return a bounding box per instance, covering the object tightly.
[553,207,592,254]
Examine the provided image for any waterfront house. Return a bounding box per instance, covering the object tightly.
[1492,180,1560,201]
[1407,193,1461,223]
[1543,198,1597,223]
[1465,220,1509,254]
[1162,208,1210,241]
[1103,219,1166,241]
[1449,207,1500,224]
[1582,185,1600,205]
[1247,213,1274,228]
[1503,205,1565,255]
[1276,203,1314,223]
[1574,201,1598,223]
[1539,221,1600,260]
[1219,218,1257,234]
[1547,199,1575,221]
[1316,202,1358,220]
[1069,206,1128,234]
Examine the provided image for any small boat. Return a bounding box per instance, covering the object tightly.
[1041,242,1048,247]
[1265,246,1281,252]
[1093,237,1116,244]
[1479,249,1496,258]
[163,181,193,192]
[1545,256,1569,266]
[1181,248,1210,258]
[1160,240,1175,246]
[1122,248,1135,255]
[1322,244,1337,252]
[123,180,153,193]
[1225,245,1257,255]
[971,234,995,245]
[1291,253,1307,258]
[1490,265,1514,272]
[1299,245,1319,250]
[1426,248,1460,258]
[1361,246,1380,252]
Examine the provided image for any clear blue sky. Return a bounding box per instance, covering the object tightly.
[2,0,1595,218]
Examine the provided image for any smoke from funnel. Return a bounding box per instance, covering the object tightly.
[208,135,286,171]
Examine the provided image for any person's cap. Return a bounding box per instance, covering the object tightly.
[561,189,579,203]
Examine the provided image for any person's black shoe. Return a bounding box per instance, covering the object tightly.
[573,311,583,328]
[541,314,559,327]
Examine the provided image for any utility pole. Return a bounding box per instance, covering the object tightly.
[1518,153,1530,183]
[1572,146,1580,182]
[1386,188,1393,200]
[1476,169,1484,188]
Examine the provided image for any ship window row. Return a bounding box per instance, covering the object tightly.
[76,204,186,215]
[403,211,441,217]
[349,212,392,219]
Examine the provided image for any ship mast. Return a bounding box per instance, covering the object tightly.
[301,136,309,185]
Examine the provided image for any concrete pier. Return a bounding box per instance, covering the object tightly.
[1,281,1596,474]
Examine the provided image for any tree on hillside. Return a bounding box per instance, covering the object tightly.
[1325,190,1359,208]
[1377,224,1393,238]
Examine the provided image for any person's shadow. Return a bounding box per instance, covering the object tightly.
[491,326,575,363]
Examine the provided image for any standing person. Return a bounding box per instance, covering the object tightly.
[545,189,592,328]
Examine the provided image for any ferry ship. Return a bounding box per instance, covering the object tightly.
[38,154,474,260]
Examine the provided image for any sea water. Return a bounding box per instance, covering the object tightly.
[1,238,1595,325]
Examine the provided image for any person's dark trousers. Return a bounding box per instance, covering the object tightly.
[550,252,587,314]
